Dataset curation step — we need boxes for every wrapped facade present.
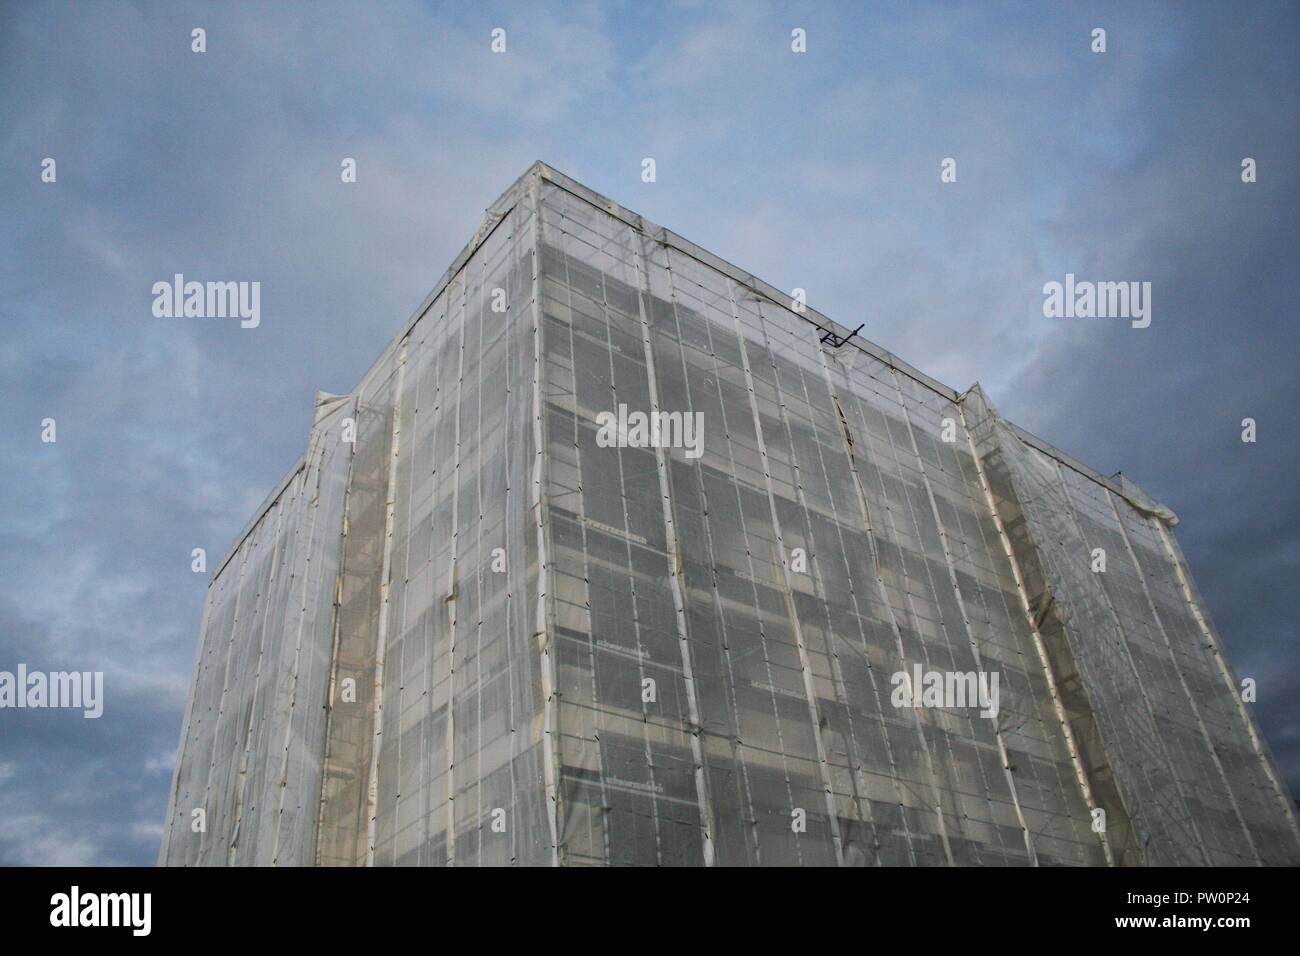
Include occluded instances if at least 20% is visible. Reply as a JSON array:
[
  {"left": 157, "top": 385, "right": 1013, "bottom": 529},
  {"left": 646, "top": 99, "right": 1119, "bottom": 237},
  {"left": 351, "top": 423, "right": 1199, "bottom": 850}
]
[{"left": 160, "top": 162, "right": 1299, "bottom": 866}]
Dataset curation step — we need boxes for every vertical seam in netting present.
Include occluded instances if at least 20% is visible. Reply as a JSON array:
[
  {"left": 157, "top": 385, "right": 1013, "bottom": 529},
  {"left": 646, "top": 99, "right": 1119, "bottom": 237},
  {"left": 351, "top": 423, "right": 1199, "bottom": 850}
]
[
  {"left": 444, "top": 270, "right": 468, "bottom": 865},
  {"left": 725, "top": 280, "right": 844, "bottom": 866},
  {"left": 1053, "top": 460, "right": 1209, "bottom": 864},
  {"left": 530, "top": 173, "right": 563, "bottom": 867},
  {"left": 955, "top": 398, "right": 1116, "bottom": 867},
  {"left": 1107, "top": 490, "right": 1258, "bottom": 864},
  {"left": 632, "top": 230, "right": 717, "bottom": 866},
  {"left": 363, "top": 340, "right": 407, "bottom": 865},
  {"left": 756, "top": 299, "right": 880, "bottom": 862},
  {"left": 313, "top": 400, "right": 359, "bottom": 865},
  {"left": 228, "top": 492, "right": 287, "bottom": 864},
  {"left": 892, "top": 380, "right": 1038, "bottom": 866},
  {"left": 818, "top": 353, "right": 954, "bottom": 865}
]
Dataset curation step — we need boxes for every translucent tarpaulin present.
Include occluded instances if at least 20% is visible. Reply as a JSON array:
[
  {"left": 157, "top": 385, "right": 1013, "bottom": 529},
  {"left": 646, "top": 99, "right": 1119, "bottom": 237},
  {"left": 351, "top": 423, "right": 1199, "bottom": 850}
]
[
  {"left": 160, "top": 162, "right": 1300, "bottom": 866},
  {"left": 964, "top": 387, "right": 1298, "bottom": 865}
]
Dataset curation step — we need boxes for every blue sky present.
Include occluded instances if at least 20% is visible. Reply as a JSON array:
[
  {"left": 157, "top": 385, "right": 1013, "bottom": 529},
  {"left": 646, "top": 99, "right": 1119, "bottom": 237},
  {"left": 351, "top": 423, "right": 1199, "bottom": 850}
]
[{"left": 1, "top": 0, "right": 1296, "bottom": 865}]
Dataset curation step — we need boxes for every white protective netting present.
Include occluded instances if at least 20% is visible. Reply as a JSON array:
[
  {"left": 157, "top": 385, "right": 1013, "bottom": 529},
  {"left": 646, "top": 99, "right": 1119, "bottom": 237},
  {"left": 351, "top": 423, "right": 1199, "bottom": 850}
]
[{"left": 160, "top": 164, "right": 1299, "bottom": 866}]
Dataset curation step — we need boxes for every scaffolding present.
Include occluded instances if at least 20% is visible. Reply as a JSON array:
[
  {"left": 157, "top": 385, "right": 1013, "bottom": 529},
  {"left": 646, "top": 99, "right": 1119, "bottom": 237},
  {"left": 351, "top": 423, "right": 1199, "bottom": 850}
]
[{"left": 160, "top": 162, "right": 1300, "bottom": 866}]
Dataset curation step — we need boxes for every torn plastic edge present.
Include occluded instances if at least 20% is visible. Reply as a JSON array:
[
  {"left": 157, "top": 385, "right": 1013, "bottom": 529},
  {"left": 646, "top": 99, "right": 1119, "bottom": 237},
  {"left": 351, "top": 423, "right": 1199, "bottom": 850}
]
[{"left": 1113, "top": 473, "right": 1179, "bottom": 527}]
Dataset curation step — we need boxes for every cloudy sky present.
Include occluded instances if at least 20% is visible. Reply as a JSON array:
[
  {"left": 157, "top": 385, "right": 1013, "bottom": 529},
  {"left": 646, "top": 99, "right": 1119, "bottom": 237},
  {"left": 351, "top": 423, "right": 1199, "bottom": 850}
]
[{"left": 1, "top": 0, "right": 1295, "bottom": 865}]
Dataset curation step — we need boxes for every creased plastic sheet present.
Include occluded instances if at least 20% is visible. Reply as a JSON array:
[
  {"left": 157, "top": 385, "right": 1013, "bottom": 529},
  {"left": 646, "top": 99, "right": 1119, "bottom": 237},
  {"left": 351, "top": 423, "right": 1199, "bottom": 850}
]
[
  {"left": 365, "top": 197, "right": 549, "bottom": 867},
  {"left": 160, "top": 392, "right": 355, "bottom": 865},
  {"left": 961, "top": 386, "right": 1300, "bottom": 866}
]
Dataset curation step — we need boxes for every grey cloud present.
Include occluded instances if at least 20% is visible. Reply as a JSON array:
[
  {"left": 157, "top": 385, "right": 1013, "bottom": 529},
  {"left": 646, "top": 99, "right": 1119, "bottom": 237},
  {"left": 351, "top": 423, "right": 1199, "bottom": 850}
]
[{"left": 1, "top": 0, "right": 1295, "bottom": 863}]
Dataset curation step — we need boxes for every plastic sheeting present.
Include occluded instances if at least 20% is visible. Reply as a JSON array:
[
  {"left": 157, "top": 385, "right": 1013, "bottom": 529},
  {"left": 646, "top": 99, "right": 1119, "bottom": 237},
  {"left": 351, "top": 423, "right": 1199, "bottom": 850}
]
[
  {"left": 160, "top": 162, "right": 1300, "bottom": 866},
  {"left": 160, "top": 392, "right": 355, "bottom": 865},
  {"left": 162, "top": 171, "right": 550, "bottom": 867},
  {"left": 964, "top": 387, "right": 1300, "bottom": 865}
]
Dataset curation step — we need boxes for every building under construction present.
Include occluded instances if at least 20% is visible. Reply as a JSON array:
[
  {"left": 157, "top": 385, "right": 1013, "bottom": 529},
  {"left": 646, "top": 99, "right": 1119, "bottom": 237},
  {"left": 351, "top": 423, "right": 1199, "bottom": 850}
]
[{"left": 160, "top": 162, "right": 1300, "bottom": 866}]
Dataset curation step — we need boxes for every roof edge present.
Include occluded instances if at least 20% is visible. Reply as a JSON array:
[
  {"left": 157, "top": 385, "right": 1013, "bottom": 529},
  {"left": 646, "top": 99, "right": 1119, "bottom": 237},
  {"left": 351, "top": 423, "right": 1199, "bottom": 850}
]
[
  {"left": 534, "top": 162, "right": 1175, "bottom": 520},
  {"left": 210, "top": 161, "right": 1178, "bottom": 586}
]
